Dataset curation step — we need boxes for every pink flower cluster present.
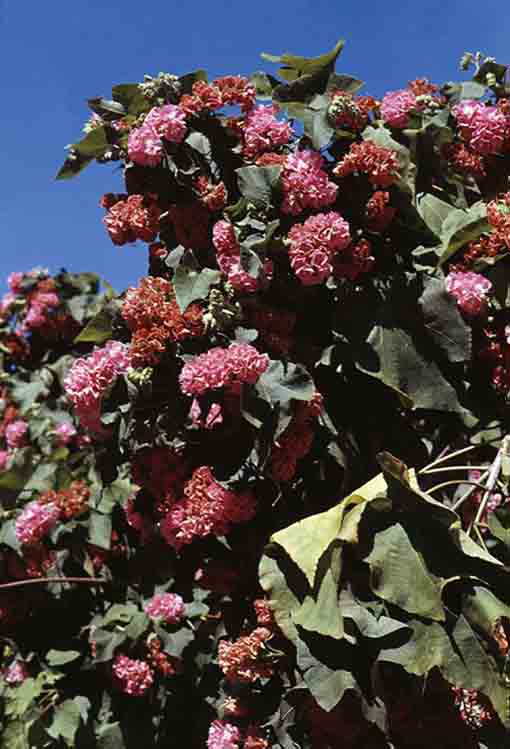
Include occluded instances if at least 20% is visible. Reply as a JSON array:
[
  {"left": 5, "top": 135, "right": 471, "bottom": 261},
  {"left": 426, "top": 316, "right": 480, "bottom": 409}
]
[
  {"left": 380, "top": 89, "right": 417, "bottom": 128},
  {"left": 23, "top": 291, "right": 59, "bottom": 330},
  {"left": 3, "top": 660, "right": 28, "bottom": 685},
  {"left": 55, "top": 422, "right": 77, "bottom": 445},
  {"left": 15, "top": 501, "right": 60, "bottom": 545},
  {"left": 207, "top": 720, "right": 241, "bottom": 749},
  {"left": 112, "top": 654, "right": 154, "bottom": 696},
  {"left": 333, "top": 140, "right": 400, "bottom": 187},
  {"left": 452, "top": 687, "right": 494, "bottom": 729},
  {"left": 242, "top": 105, "right": 293, "bottom": 159},
  {"left": 5, "top": 419, "right": 28, "bottom": 449},
  {"left": 179, "top": 342, "right": 269, "bottom": 396},
  {"left": 102, "top": 194, "right": 161, "bottom": 246},
  {"left": 281, "top": 150, "right": 338, "bottom": 215},
  {"left": 212, "top": 220, "right": 272, "bottom": 293},
  {"left": 160, "top": 466, "right": 257, "bottom": 550},
  {"left": 128, "top": 104, "right": 187, "bottom": 166},
  {"left": 445, "top": 271, "right": 492, "bottom": 317},
  {"left": 144, "top": 592, "right": 185, "bottom": 624},
  {"left": 287, "top": 211, "right": 351, "bottom": 285},
  {"left": 453, "top": 100, "right": 510, "bottom": 155},
  {"left": 64, "top": 341, "right": 131, "bottom": 432}
]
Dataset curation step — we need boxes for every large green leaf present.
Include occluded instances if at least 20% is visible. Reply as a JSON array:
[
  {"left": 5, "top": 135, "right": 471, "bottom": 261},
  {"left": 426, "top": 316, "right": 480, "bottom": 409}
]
[
  {"left": 439, "top": 200, "right": 489, "bottom": 266},
  {"left": 236, "top": 165, "right": 281, "bottom": 206},
  {"left": 74, "top": 304, "right": 117, "bottom": 344},
  {"left": 261, "top": 40, "right": 345, "bottom": 82},
  {"left": 365, "top": 522, "right": 445, "bottom": 621},
  {"left": 46, "top": 697, "right": 90, "bottom": 746},
  {"left": 416, "top": 193, "right": 456, "bottom": 237},
  {"left": 418, "top": 276, "right": 471, "bottom": 363},
  {"left": 173, "top": 252, "right": 221, "bottom": 313}
]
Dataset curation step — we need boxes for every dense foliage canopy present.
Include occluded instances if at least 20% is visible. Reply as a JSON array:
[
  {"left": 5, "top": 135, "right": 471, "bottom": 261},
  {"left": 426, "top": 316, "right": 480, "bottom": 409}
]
[{"left": 3, "top": 41, "right": 510, "bottom": 748}]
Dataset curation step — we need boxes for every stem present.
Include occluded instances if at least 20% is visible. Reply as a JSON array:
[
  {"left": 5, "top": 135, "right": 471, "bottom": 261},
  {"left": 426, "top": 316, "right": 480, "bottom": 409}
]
[
  {"left": 452, "top": 469, "right": 490, "bottom": 510},
  {"left": 420, "top": 465, "right": 489, "bottom": 474},
  {"left": 427, "top": 479, "right": 489, "bottom": 495},
  {"left": 468, "top": 450, "right": 502, "bottom": 536},
  {"left": 0, "top": 576, "right": 106, "bottom": 592},
  {"left": 419, "top": 445, "right": 477, "bottom": 474}
]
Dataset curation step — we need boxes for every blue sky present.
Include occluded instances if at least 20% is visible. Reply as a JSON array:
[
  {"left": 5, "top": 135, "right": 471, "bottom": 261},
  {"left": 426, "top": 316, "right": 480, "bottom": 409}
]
[{"left": 1, "top": 0, "right": 508, "bottom": 292}]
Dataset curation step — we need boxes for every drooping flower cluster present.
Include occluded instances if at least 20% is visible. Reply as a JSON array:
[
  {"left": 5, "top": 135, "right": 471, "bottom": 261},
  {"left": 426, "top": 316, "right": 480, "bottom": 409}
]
[
  {"left": 195, "top": 176, "right": 228, "bottom": 212},
  {"left": 131, "top": 447, "right": 188, "bottom": 516},
  {"left": 144, "top": 592, "right": 185, "bottom": 624},
  {"left": 281, "top": 150, "right": 338, "bottom": 215},
  {"left": 212, "top": 219, "right": 273, "bottom": 292},
  {"left": 102, "top": 194, "right": 161, "bottom": 245},
  {"left": 242, "top": 105, "right": 293, "bottom": 159},
  {"left": 55, "top": 422, "right": 77, "bottom": 445},
  {"left": 443, "top": 142, "right": 486, "bottom": 179},
  {"left": 270, "top": 393, "right": 323, "bottom": 482},
  {"left": 122, "top": 276, "right": 204, "bottom": 366},
  {"left": 207, "top": 720, "right": 241, "bottom": 749},
  {"left": 453, "top": 99, "right": 510, "bottom": 155},
  {"left": 333, "top": 140, "right": 400, "bottom": 187},
  {"left": 179, "top": 342, "right": 269, "bottom": 396},
  {"left": 218, "top": 627, "right": 274, "bottom": 684},
  {"left": 3, "top": 660, "right": 29, "bottom": 686},
  {"left": 160, "top": 466, "right": 257, "bottom": 550},
  {"left": 242, "top": 300, "right": 296, "bottom": 356},
  {"left": 287, "top": 211, "right": 351, "bottom": 285},
  {"left": 15, "top": 501, "right": 60, "bottom": 546},
  {"left": 445, "top": 271, "right": 492, "bottom": 317},
  {"left": 23, "top": 278, "right": 60, "bottom": 331},
  {"left": 112, "top": 654, "right": 154, "bottom": 696},
  {"left": 64, "top": 340, "right": 131, "bottom": 432},
  {"left": 332, "top": 238, "right": 375, "bottom": 281},
  {"left": 128, "top": 104, "right": 187, "bottom": 166},
  {"left": 487, "top": 191, "right": 510, "bottom": 248}
]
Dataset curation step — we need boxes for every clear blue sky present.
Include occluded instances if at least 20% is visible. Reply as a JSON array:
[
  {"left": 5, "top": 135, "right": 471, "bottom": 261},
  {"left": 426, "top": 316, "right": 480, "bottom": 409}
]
[{"left": 1, "top": 0, "right": 508, "bottom": 293}]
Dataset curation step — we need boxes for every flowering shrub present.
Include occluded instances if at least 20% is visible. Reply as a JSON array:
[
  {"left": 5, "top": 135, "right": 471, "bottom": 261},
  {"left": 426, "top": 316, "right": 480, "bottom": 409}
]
[{"left": 4, "top": 40, "right": 510, "bottom": 749}]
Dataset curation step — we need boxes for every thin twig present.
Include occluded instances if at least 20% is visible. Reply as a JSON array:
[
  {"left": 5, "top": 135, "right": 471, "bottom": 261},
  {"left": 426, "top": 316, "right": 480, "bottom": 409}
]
[
  {"left": 452, "top": 469, "right": 490, "bottom": 510},
  {"left": 468, "top": 450, "right": 502, "bottom": 536},
  {"left": 0, "top": 577, "right": 106, "bottom": 592},
  {"left": 474, "top": 524, "right": 489, "bottom": 552},
  {"left": 419, "top": 445, "right": 477, "bottom": 474},
  {"left": 427, "top": 479, "right": 489, "bottom": 495},
  {"left": 420, "top": 465, "right": 489, "bottom": 474}
]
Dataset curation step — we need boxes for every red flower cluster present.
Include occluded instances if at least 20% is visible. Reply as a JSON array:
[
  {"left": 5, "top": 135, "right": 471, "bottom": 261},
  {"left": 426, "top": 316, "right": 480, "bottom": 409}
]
[
  {"left": 168, "top": 202, "right": 211, "bottom": 249},
  {"left": 334, "top": 140, "right": 400, "bottom": 187},
  {"left": 327, "top": 90, "right": 377, "bottom": 131},
  {"left": 218, "top": 626, "right": 274, "bottom": 684},
  {"left": 332, "top": 238, "right": 375, "bottom": 281},
  {"left": 270, "top": 394, "right": 323, "bottom": 482},
  {"left": 242, "top": 300, "right": 296, "bottom": 356},
  {"left": 39, "top": 480, "right": 90, "bottom": 521},
  {"left": 180, "top": 76, "right": 256, "bottom": 116},
  {"left": 443, "top": 142, "right": 486, "bottom": 179},
  {"left": 365, "top": 190, "right": 396, "bottom": 233},
  {"left": 122, "top": 276, "right": 204, "bottom": 366},
  {"left": 195, "top": 176, "right": 228, "bottom": 212},
  {"left": 102, "top": 194, "right": 161, "bottom": 246},
  {"left": 160, "top": 466, "right": 257, "bottom": 550}
]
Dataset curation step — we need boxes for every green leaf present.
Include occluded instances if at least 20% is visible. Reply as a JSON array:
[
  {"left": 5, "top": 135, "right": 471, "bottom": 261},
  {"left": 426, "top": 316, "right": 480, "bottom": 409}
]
[
  {"left": 124, "top": 612, "right": 150, "bottom": 640},
  {"left": 178, "top": 69, "right": 208, "bottom": 94},
  {"left": 47, "top": 698, "right": 90, "bottom": 745},
  {"left": 46, "top": 649, "right": 81, "bottom": 666},
  {"left": 88, "top": 511, "right": 112, "bottom": 550},
  {"left": 488, "top": 506, "right": 510, "bottom": 547},
  {"left": 439, "top": 200, "right": 489, "bottom": 266},
  {"left": 56, "top": 152, "right": 94, "bottom": 180},
  {"left": 261, "top": 39, "right": 345, "bottom": 81},
  {"left": 2, "top": 720, "right": 29, "bottom": 749},
  {"left": 303, "top": 94, "right": 335, "bottom": 149},
  {"left": 250, "top": 71, "right": 279, "bottom": 99},
  {"left": 111, "top": 83, "right": 148, "bottom": 116},
  {"left": 157, "top": 627, "right": 194, "bottom": 657},
  {"left": 418, "top": 276, "right": 471, "bottom": 363},
  {"left": 236, "top": 165, "right": 281, "bottom": 206},
  {"left": 365, "top": 522, "right": 445, "bottom": 621},
  {"left": 297, "top": 638, "right": 358, "bottom": 712},
  {"left": 74, "top": 126, "right": 111, "bottom": 158},
  {"left": 88, "top": 97, "right": 126, "bottom": 118},
  {"left": 255, "top": 360, "right": 315, "bottom": 413},
  {"left": 96, "top": 722, "right": 126, "bottom": 749},
  {"left": 416, "top": 194, "right": 456, "bottom": 237},
  {"left": 10, "top": 380, "right": 48, "bottom": 414},
  {"left": 0, "top": 448, "right": 35, "bottom": 491},
  {"left": 74, "top": 304, "right": 116, "bottom": 344},
  {"left": 173, "top": 251, "right": 221, "bottom": 313},
  {"left": 326, "top": 72, "right": 364, "bottom": 95}
]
